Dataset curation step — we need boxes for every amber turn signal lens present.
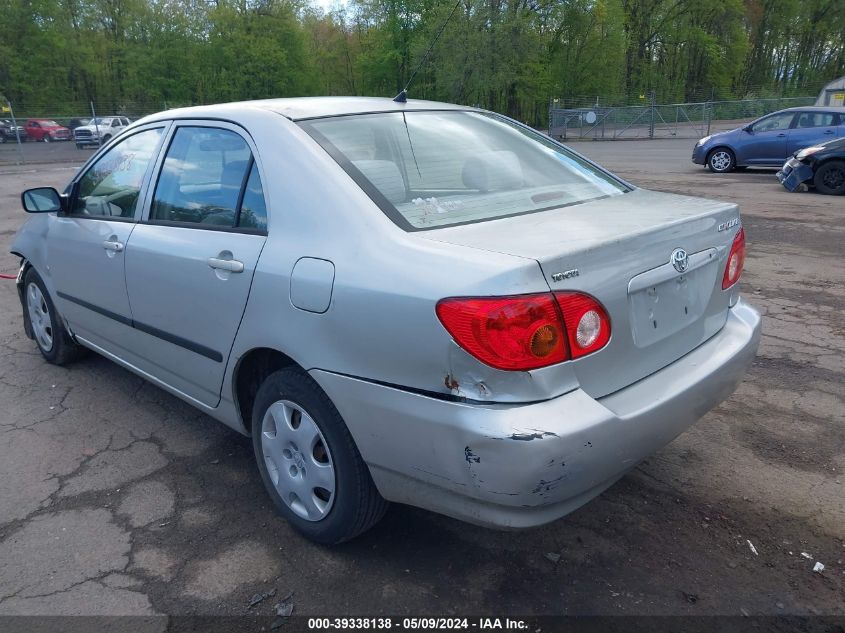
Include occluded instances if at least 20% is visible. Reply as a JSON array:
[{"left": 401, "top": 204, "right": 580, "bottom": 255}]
[{"left": 530, "top": 324, "right": 560, "bottom": 357}]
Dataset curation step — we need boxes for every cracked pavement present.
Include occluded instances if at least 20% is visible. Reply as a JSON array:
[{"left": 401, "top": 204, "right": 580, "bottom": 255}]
[{"left": 0, "top": 142, "right": 843, "bottom": 618}]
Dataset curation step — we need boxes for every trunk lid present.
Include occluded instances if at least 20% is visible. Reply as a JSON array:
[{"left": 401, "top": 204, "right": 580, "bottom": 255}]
[{"left": 419, "top": 189, "right": 742, "bottom": 398}]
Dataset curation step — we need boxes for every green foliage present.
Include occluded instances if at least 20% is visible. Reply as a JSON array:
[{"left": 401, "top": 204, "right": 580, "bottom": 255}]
[{"left": 0, "top": 0, "right": 842, "bottom": 125}]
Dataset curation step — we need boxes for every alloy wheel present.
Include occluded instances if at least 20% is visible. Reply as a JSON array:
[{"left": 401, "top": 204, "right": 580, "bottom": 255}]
[
  {"left": 822, "top": 166, "right": 845, "bottom": 190},
  {"left": 710, "top": 151, "right": 732, "bottom": 172}
]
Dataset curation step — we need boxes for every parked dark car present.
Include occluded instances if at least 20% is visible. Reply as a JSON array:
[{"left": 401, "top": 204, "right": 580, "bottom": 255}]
[
  {"left": 777, "top": 136, "right": 845, "bottom": 195},
  {"left": 0, "top": 119, "right": 26, "bottom": 143},
  {"left": 692, "top": 107, "right": 845, "bottom": 172},
  {"left": 66, "top": 117, "right": 90, "bottom": 130}
]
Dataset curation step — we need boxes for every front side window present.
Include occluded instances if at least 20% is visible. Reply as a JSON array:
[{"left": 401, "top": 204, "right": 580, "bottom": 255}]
[
  {"left": 301, "top": 111, "right": 628, "bottom": 230},
  {"left": 150, "top": 126, "right": 257, "bottom": 229},
  {"left": 72, "top": 127, "right": 163, "bottom": 218},
  {"left": 751, "top": 112, "right": 795, "bottom": 133}
]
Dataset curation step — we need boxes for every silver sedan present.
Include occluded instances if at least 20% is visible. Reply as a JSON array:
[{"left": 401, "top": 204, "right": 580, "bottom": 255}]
[{"left": 12, "top": 97, "right": 761, "bottom": 543}]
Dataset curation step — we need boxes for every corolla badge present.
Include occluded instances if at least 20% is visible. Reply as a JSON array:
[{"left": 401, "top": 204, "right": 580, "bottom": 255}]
[{"left": 671, "top": 248, "right": 689, "bottom": 273}]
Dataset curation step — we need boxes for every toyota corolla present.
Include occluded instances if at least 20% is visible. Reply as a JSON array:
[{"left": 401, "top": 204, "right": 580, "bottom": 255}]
[{"left": 12, "top": 97, "right": 761, "bottom": 543}]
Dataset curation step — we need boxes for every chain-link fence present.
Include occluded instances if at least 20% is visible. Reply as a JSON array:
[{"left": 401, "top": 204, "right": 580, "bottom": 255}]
[
  {"left": 0, "top": 100, "right": 188, "bottom": 164},
  {"left": 549, "top": 96, "right": 817, "bottom": 141}
]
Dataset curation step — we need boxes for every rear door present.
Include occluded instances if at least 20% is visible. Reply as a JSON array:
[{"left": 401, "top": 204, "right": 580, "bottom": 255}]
[
  {"left": 737, "top": 111, "right": 796, "bottom": 165},
  {"left": 47, "top": 125, "right": 167, "bottom": 351},
  {"left": 123, "top": 122, "right": 269, "bottom": 406},
  {"left": 787, "top": 111, "right": 839, "bottom": 154}
]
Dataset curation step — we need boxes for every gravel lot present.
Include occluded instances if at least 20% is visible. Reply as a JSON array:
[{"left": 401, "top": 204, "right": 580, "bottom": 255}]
[{"left": 0, "top": 138, "right": 843, "bottom": 620}]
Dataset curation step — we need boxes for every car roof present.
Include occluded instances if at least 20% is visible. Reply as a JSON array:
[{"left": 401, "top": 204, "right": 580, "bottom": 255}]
[
  {"left": 780, "top": 106, "right": 845, "bottom": 113},
  {"left": 148, "top": 96, "right": 478, "bottom": 122}
]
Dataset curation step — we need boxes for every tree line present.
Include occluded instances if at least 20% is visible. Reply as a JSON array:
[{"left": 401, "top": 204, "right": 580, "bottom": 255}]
[{"left": 1, "top": 0, "right": 843, "bottom": 125}]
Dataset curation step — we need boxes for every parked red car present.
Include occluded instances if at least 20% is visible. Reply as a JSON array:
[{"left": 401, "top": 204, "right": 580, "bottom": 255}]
[{"left": 25, "top": 119, "right": 71, "bottom": 143}]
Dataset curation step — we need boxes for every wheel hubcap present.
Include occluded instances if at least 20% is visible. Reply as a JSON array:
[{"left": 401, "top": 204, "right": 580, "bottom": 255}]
[
  {"left": 261, "top": 400, "right": 335, "bottom": 521},
  {"left": 26, "top": 283, "right": 53, "bottom": 352},
  {"left": 711, "top": 151, "right": 731, "bottom": 171}
]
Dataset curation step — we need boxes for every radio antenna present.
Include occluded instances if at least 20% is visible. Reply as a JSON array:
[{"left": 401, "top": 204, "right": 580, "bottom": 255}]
[{"left": 393, "top": 0, "right": 462, "bottom": 103}]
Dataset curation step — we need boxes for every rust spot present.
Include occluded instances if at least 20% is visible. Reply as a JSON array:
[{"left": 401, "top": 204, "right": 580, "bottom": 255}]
[
  {"left": 464, "top": 446, "right": 480, "bottom": 464},
  {"left": 444, "top": 374, "right": 460, "bottom": 391}
]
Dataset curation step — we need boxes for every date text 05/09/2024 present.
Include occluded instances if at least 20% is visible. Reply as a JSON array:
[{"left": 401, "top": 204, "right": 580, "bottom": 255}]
[{"left": 307, "top": 618, "right": 530, "bottom": 630}]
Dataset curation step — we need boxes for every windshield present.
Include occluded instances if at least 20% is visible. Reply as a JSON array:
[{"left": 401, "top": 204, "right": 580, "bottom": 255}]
[
  {"left": 300, "top": 111, "right": 628, "bottom": 230},
  {"left": 40, "top": 120, "right": 60, "bottom": 127},
  {"left": 90, "top": 118, "right": 114, "bottom": 126}
]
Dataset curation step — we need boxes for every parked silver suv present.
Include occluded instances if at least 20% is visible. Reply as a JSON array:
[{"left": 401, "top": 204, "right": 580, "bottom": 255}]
[
  {"left": 13, "top": 98, "right": 761, "bottom": 543},
  {"left": 73, "top": 116, "right": 130, "bottom": 148}
]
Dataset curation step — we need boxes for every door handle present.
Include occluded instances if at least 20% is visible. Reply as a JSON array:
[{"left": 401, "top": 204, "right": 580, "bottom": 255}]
[
  {"left": 102, "top": 239, "right": 124, "bottom": 252},
  {"left": 777, "top": 133, "right": 786, "bottom": 137},
  {"left": 207, "top": 257, "right": 244, "bottom": 273},
  {"left": 824, "top": 130, "right": 834, "bottom": 134}
]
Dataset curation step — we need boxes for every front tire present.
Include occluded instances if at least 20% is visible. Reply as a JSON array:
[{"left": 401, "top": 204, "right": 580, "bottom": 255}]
[
  {"left": 42, "top": 134, "right": 51, "bottom": 143},
  {"left": 23, "top": 269, "right": 85, "bottom": 365},
  {"left": 252, "top": 367, "right": 387, "bottom": 544},
  {"left": 814, "top": 160, "right": 845, "bottom": 195},
  {"left": 707, "top": 148, "right": 735, "bottom": 173}
]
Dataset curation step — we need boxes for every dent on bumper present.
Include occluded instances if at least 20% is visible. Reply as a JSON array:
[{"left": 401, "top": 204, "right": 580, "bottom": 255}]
[{"left": 311, "top": 299, "right": 762, "bottom": 529}]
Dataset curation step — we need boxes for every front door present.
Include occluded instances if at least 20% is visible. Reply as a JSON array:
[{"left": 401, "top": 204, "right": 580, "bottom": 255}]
[
  {"left": 123, "top": 123, "right": 269, "bottom": 407},
  {"left": 48, "top": 126, "right": 167, "bottom": 351},
  {"left": 737, "top": 111, "right": 796, "bottom": 165}
]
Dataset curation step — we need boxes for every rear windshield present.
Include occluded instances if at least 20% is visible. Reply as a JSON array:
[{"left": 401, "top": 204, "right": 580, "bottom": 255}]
[{"left": 300, "top": 111, "right": 628, "bottom": 231}]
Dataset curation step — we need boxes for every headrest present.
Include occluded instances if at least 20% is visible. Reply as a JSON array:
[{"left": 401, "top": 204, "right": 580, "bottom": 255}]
[
  {"left": 353, "top": 160, "right": 406, "bottom": 205},
  {"left": 462, "top": 151, "right": 523, "bottom": 192}
]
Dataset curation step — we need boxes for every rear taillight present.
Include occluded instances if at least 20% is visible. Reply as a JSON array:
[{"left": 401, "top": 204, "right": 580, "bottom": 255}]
[
  {"left": 722, "top": 228, "right": 746, "bottom": 289},
  {"left": 436, "top": 291, "right": 610, "bottom": 371},
  {"left": 554, "top": 291, "right": 612, "bottom": 359}
]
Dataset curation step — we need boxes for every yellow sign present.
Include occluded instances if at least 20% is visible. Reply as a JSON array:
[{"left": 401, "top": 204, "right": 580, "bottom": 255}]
[
  {"left": 0, "top": 105, "right": 9, "bottom": 113},
  {"left": 832, "top": 92, "right": 845, "bottom": 107}
]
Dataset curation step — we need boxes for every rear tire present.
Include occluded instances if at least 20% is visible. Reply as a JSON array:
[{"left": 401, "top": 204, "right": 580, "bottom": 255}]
[
  {"left": 814, "top": 160, "right": 845, "bottom": 195},
  {"left": 23, "top": 269, "right": 86, "bottom": 365},
  {"left": 252, "top": 367, "right": 388, "bottom": 544},
  {"left": 707, "top": 148, "right": 735, "bottom": 173}
]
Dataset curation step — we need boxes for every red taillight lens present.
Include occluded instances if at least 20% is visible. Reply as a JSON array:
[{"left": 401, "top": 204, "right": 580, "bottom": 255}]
[
  {"left": 554, "top": 291, "right": 612, "bottom": 359},
  {"left": 435, "top": 294, "right": 568, "bottom": 370},
  {"left": 436, "top": 291, "right": 610, "bottom": 370},
  {"left": 722, "top": 227, "right": 746, "bottom": 289}
]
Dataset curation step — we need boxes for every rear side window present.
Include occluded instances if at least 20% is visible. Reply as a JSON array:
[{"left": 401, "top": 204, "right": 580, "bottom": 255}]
[
  {"left": 238, "top": 162, "right": 268, "bottom": 231},
  {"left": 150, "top": 126, "right": 265, "bottom": 230},
  {"left": 301, "top": 111, "right": 627, "bottom": 231},
  {"left": 794, "top": 112, "right": 837, "bottom": 128}
]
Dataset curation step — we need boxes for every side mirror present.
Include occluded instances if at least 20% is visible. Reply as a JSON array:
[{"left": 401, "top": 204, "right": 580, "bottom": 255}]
[
  {"left": 743, "top": 125, "right": 753, "bottom": 134},
  {"left": 21, "top": 187, "right": 63, "bottom": 213}
]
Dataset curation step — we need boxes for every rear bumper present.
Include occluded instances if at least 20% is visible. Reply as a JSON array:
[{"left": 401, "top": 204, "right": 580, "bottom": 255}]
[{"left": 311, "top": 299, "right": 761, "bottom": 529}]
